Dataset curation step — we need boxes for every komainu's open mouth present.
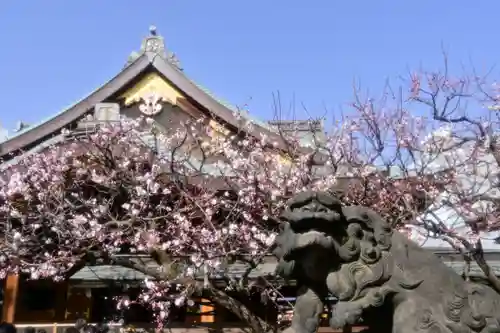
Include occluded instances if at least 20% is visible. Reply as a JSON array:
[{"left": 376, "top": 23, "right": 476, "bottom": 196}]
[
  {"left": 273, "top": 191, "right": 345, "bottom": 263},
  {"left": 281, "top": 229, "right": 336, "bottom": 261}
]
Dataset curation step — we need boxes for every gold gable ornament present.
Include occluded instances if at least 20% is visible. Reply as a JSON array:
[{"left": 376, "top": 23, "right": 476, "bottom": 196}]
[
  {"left": 119, "top": 72, "right": 182, "bottom": 116},
  {"left": 139, "top": 92, "right": 164, "bottom": 116}
]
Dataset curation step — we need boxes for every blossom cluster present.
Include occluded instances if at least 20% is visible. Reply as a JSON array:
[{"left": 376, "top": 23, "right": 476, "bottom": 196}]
[{"left": 0, "top": 110, "right": 439, "bottom": 318}]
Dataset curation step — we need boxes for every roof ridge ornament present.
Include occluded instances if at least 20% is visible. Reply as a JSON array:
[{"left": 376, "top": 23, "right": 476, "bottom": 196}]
[
  {"left": 149, "top": 25, "right": 158, "bottom": 36},
  {"left": 125, "top": 26, "right": 183, "bottom": 71}
]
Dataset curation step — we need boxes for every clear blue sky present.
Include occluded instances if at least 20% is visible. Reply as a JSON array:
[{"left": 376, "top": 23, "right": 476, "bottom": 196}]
[{"left": 0, "top": 1, "right": 498, "bottom": 132}]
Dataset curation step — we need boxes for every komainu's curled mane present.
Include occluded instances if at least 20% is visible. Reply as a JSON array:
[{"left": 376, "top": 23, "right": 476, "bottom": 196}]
[{"left": 273, "top": 191, "right": 500, "bottom": 333}]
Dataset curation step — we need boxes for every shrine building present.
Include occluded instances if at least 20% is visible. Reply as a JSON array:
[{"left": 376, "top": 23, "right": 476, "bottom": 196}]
[{"left": 0, "top": 27, "right": 499, "bottom": 333}]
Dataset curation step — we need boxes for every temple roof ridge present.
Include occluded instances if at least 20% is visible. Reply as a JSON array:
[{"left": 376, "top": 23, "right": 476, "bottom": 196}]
[{"left": 0, "top": 26, "right": 297, "bottom": 160}]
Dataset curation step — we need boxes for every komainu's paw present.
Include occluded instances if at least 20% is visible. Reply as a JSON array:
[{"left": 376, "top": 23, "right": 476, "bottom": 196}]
[{"left": 329, "top": 302, "right": 363, "bottom": 329}]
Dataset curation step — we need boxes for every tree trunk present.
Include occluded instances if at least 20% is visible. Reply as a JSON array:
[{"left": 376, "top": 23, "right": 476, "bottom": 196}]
[{"left": 205, "top": 286, "right": 275, "bottom": 333}]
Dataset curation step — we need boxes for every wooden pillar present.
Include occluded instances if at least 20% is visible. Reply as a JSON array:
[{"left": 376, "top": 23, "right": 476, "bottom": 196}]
[
  {"left": 54, "top": 281, "right": 69, "bottom": 322},
  {"left": 200, "top": 298, "right": 214, "bottom": 323},
  {"left": 2, "top": 274, "right": 19, "bottom": 323},
  {"left": 185, "top": 298, "right": 215, "bottom": 324},
  {"left": 64, "top": 287, "right": 91, "bottom": 321}
]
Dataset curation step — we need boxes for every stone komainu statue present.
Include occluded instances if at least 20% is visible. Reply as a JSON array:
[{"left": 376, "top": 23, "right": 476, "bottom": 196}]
[{"left": 272, "top": 191, "right": 500, "bottom": 333}]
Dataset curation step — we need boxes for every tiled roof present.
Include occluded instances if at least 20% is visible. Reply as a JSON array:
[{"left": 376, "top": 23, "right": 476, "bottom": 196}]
[
  {"left": 70, "top": 259, "right": 278, "bottom": 281},
  {"left": 69, "top": 254, "right": 500, "bottom": 281}
]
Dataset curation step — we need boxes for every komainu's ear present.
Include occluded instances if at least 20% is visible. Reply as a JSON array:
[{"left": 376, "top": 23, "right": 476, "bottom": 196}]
[
  {"left": 271, "top": 222, "right": 295, "bottom": 259},
  {"left": 341, "top": 206, "right": 392, "bottom": 251}
]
